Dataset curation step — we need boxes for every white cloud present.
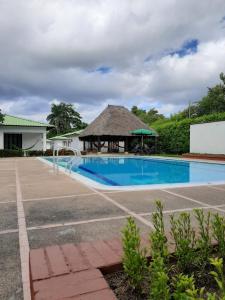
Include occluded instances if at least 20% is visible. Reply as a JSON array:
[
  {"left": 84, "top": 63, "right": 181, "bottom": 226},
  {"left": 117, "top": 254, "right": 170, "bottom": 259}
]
[{"left": 0, "top": 0, "right": 225, "bottom": 122}]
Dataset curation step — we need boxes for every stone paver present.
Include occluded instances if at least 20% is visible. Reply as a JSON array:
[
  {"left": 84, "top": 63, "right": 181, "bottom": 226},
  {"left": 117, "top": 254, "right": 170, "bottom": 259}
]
[
  {"left": 108, "top": 189, "right": 203, "bottom": 213},
  {"left": 30, "top": 240, "right": 121, "bottom": 299},
  {"left": 27, "top": 218, "right": 149, "bottom": 248},
  {"left": 1, "top": 157, "right": 225, "bottom": 300},
  {"left": 0, "top": 233, "right": 23, "bottom": 300},
  {"left": 0, "top": 185, "right": 16, "bottom": 202},
  {"left": 171, "top": 186, "right": 225, "bottom": 206},
  {"left": 0, "top": 202, "right": 18, "bottom": 230},
  {"left": 21, "top": 180, "right": 91, "bottom": 199},
  {"left": 24, "top": 195, "right": 124, "bottom": 227}
]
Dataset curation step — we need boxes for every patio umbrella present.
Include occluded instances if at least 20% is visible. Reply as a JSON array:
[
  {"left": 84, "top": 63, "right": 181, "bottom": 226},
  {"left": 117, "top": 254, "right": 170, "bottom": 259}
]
[{"left": 130, "top": 128, "right": 155, "bottom": 150}]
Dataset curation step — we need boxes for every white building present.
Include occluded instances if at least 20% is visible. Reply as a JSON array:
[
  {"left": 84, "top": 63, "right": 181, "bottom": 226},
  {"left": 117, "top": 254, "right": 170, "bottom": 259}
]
[
  {"left": 48, "top": 129, "right": 84, "bottom": 151},
  {"left": 190, "top": 121, "right": 225, "bottom": 154},
  {"left": 0, "top": 114, "right": 52, "bottom": 151}
]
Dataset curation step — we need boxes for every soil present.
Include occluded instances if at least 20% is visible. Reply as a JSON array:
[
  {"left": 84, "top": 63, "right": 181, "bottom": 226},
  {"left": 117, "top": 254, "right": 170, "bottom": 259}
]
[
  {"left": 105, "top": 261, "right": 219, "bottom": 300},
  {"left": 105, "top": 270, "right": 149, "bottom": 300}
]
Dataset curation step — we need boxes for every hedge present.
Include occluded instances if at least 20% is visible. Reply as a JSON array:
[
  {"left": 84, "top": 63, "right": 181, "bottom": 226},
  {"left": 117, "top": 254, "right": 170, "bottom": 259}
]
[
  {"left": 0, "top": 149, "right": 74, "bottom": 157},
  {"left": 152, "top": 112, "right": 225, "bottom": 154},
  {"left": 0, "top": 149, "right": 23, "bottom": 157}
]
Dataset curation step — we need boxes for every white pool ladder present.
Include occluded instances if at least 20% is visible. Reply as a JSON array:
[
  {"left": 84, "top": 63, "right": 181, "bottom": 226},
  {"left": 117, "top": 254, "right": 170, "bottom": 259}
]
[{"left": 53, "top": 146, "right": 81, "bottom": 173}]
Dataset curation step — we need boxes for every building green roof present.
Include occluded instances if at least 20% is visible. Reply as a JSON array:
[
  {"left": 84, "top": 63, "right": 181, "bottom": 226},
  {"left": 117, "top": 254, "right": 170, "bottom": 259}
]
[
  {"left": 1, "top": 114, "right": 53, "bottom": 128},
  {"left": 49, "top": 136, "right": 71, "bottom": 141},
  {"left": 61, "top": 129, "right": 84, "bottom": 137}
]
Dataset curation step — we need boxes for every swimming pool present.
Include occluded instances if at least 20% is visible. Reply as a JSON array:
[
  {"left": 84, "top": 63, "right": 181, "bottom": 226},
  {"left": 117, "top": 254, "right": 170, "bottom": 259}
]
[{"left": 43, "top": 156, "right": 225, "bottom": 189}]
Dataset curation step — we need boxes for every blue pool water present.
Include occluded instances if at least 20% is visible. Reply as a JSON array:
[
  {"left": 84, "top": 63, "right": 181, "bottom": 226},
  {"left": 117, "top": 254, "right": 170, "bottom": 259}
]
[{"left": 44, "top": 156, "right": 225, "bottom": 187}]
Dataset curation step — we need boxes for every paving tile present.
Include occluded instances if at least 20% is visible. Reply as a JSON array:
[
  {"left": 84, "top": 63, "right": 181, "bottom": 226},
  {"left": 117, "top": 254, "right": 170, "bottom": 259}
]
[
  {"left": 91, "top": 240, "right": 121, "bottom": 266},
  {"left": 61, "top": 244, "right": 90, "bottom": 272},
  {"left": 170, "top": 186, "right": 225, "bottom": 206},
  {"left": 0, "top": 185, "right": 16, "bottom": 202},
  {"left": 33, "top": 269, "right": 108, "bottom": 299},
  {"left": 0, "top": 203, "right": 18, "bottom": 230},
  {"left": 45, "top": 245, "right": 70, "bottom": 276},
  {"left": 0, "top": 233, "right": 23, "bottom": 300},
  {"left": 71, "top": 289, "right": 117, "bottom": 300},
  {"left": 21, "top": 180, "right": 91, "bottom": 199},
  {"left": 104, "top": 237, "right": 123, "bottom": 257},
  {"left": 79, "top": 242, "right": 106, "bottom": 268},
  {"left": 30, "top": 248, "right": 50, "bottom": 280},
  {"left": 0, "top": 171, "right": 16, "bottom": 185},
  {"left": 24, "top": 195, "right": 124, "bottom": 227},
  {"left": 28, "top": 219, "right": 150, "bottom": 249},
  {"left": 108, "top": 189, "right": 202, "bottom": 213}
]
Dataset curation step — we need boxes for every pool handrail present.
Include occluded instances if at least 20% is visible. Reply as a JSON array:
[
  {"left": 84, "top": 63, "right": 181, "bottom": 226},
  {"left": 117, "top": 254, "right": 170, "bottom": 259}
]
[{"left": 53, "top": 145, "right": 81, "bottom": 173}]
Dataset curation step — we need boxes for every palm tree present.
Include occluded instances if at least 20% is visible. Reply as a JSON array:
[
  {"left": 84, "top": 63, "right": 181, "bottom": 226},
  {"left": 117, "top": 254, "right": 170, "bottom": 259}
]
[{"left": 47, "top": 102, "right": 83, "bottom": 134}]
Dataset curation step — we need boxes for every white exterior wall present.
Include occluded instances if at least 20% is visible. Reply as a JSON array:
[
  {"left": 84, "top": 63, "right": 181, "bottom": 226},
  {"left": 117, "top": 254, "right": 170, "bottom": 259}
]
[
  {"left": 190, "top": 121, "right": 225, "bottom": 154},
  {"left": 0, "top": 126, "right": 47, "bottom": 150},
  {"left": 70, "top": 136, "right": 83, "bottom": 151},
  {"left": 0, "top": 130, "right": 3, "bottom": 149}
]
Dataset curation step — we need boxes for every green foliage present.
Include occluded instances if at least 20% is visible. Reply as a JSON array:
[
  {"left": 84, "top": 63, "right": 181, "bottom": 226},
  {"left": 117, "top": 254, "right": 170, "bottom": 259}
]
[
  {"left": 172, "top": 274, "right": 202, "bottom": 300},
  {"left": 0, "top": 149, "right": 23, "bottom": 157},
  {"left": 0, "top": 109, "right": 4, "bottom": 123},
  {"left": 47, "top": 102, "right": 87, "bottom": 136},
  {"left": 122, "top": 217, "right": 147, "bottom": 290},
  {"left": 131, "top": 106, "right": 165, "bottom": 125},
  {"left": 149, "top": 255, "right": 170, "bottom": 300},
  {"left": 152, "top": 112, "right": 225, "bottom": 153},
  {"left": 170, "top": 212, "right": 196, "bottom": 271},
  {"left": 194, "top": 209, "right": 211, "bottom": 265},
  {"left": 150, "top": 200, "right": 168, "bottom": 260},
  {"left": 212, "top": 214, "right": 225, "bottom": 258},
  {"left": 210, "top": 257, "right": 225, "bottom": 299}
]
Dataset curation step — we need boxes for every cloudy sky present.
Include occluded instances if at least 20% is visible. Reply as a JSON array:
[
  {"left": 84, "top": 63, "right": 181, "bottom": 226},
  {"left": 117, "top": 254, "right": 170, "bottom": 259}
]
[{"left": 0, "top": 0, "right": 225, "bottom": 123}]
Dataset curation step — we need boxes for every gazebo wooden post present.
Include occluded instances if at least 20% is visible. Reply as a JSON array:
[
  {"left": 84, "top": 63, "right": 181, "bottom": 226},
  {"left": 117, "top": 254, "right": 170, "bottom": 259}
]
[
  {"left": 83, "top": 141, "right": 86, "bottom": 151},
  {"left": 125, "top": 137, "right": 128, "bottom": 154},
  {"left": 97, "top": 136, "right": 101, "bottom": 154},
  {"left": 155, "top": 136, "right": 157, "bottom": 153},
  {"left": 90, "top": 138, "right": 93, "bottom": 151}
]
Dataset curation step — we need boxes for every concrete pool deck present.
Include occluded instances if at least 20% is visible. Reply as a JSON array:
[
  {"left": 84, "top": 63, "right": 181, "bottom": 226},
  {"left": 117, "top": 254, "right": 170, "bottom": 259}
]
[{"left": 1, "top": 157, "right": 225, "bottom": 299}]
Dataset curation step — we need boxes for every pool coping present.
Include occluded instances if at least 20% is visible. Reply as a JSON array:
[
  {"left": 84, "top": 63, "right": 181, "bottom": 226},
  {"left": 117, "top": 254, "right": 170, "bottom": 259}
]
[{"left": 38, "top": 155, "right": 225, "bottom": 191}]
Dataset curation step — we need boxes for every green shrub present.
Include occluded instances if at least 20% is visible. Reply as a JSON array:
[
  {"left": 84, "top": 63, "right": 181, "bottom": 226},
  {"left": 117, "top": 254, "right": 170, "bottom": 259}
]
[
  {"left": 212, "top": 214, "right": 225, "bottom": 258},
  {"left": 0, "top": 149, "right": 23, "bottom": 157},
  {"left": 172, "top": 274, "right": 202, "bottom": 300},
  {"left": 150, "top": 200, "right": 168, "bottom": 260},
  {"left": 122, "top": 217, "right": 147, "bottom": 290},
  {"left": 170, "top": 212, "right": 196, "bottom": 271},
  {"left": 194, "top": 209, "right": 211, "bottom": 265},
  {"left": 26, "top": 150, "right": 44, "bottom": 156},
  {"left": 149, "top": 255, "right": 169, "bottom": 300},
  {"left": 210, "top": 257, "right": 225, "bottom": 299},
  {"left": 152, "top": 112, "right": 225, "bottom": 154},
  {"left": 44, "top": 149, "right": 53, "bottom": 156}
]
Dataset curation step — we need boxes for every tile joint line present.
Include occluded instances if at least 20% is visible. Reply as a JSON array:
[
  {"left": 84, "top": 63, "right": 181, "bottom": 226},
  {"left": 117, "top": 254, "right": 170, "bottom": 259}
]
[{"left": 15, "top": 162, "right": 31, "bottom": 300}]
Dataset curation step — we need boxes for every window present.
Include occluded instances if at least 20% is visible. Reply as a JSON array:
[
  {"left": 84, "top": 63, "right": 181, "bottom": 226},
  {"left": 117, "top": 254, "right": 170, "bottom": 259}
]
[{"left": 4, "top": 133, "right": 22, "bottom": 150}]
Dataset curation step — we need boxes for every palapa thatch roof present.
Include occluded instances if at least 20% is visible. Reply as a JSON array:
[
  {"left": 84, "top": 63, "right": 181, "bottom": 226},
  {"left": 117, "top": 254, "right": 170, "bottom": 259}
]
[{"left": 79, "top": 105, "right": 158, "bottom": 138}]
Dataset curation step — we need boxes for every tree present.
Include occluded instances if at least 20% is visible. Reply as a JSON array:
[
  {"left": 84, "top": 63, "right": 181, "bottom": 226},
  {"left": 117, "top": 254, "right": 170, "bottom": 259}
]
[
  {"left": 0, "top": 109, "right": 4, "bottom": 123},
  {"left": 197, "top": 73, "right": 225, "bottom": 115},
  {"left": 47, "top": 102, "right": 86, "bottom": 135},
  {"left": 172, "top": 72, "right": 225, "bottom": 120},
  {"left": 131, "top": 106, "right": 165, "bottom": 125}
]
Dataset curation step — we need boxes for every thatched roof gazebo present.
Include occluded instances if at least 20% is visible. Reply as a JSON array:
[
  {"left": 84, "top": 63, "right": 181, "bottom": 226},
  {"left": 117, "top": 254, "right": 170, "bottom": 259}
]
[{"left": 79, "top": 105, "right": 158, "bottom": 153}]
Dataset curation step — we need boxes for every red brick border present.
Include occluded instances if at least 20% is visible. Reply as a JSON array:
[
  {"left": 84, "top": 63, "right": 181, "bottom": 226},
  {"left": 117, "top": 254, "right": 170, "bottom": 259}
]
[
  {"left": 30, "top": 238, "right": 123, "bottom": 299},
  {"left": 182, "top": 153, "right": 225, "bottom": 161}
]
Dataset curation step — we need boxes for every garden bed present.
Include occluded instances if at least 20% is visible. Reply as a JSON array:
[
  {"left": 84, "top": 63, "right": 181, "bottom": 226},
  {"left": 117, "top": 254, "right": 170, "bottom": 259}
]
[
  {"left": 107, "top": 201, "right": 225, "bottom": 300},
  {"left": 105, "top": 256, "right": 219, "bottom": 300}
]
